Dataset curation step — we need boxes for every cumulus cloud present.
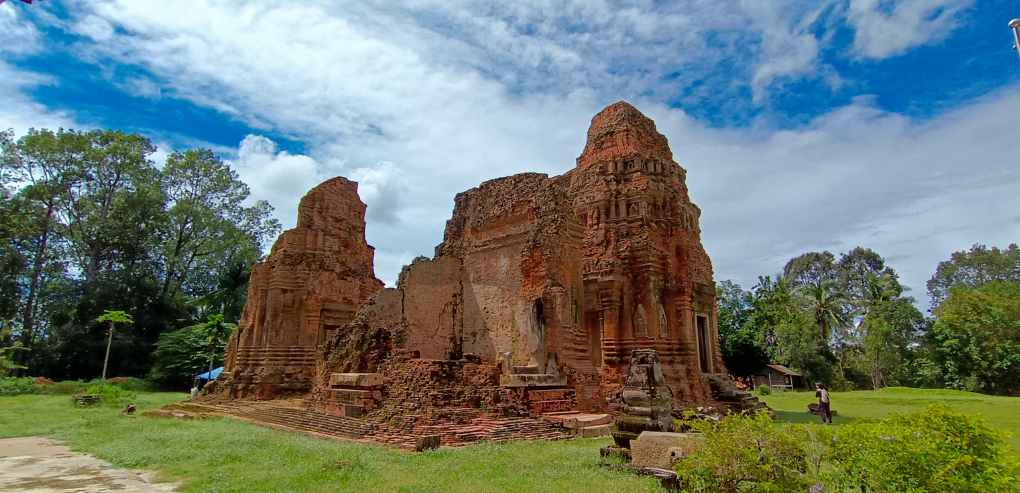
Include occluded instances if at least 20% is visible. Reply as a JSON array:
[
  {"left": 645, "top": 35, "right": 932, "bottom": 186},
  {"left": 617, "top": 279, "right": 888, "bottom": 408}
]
[
  {"left": 847, "top": 0, "right": 974, "bottom": 59},
  {"left": 0, "top": 5, "right": 76, "bottom": 133},
  {"left": 227, "top": 135, "right": 326, "bottom": 228},
  {"left": 3, "top": 0, "right": 1013, "bottom": 301}
]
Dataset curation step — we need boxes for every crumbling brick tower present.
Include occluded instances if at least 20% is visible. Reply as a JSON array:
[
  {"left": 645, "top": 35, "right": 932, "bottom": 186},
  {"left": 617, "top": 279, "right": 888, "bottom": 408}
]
[
  {"left": 219, "top": 178, "right": 383, "bottom": 398},
  {"left": 564, "top": 101, "right": 726, "bottom": 406}
]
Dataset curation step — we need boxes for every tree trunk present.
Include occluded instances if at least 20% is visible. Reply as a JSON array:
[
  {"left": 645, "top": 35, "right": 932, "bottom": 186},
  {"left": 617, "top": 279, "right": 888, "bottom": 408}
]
[
  {"left": 101, "top": 322, "right": 113, "bottom": 380},
  {"left": 20, "top": 200, "right": 54, "bottom": 348}
]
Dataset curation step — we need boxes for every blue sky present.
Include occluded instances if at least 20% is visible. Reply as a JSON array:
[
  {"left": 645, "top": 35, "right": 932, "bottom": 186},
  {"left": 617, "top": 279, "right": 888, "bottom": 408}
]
[{"left": 2, "top": 0, "right": 1019, "bottom": 305}]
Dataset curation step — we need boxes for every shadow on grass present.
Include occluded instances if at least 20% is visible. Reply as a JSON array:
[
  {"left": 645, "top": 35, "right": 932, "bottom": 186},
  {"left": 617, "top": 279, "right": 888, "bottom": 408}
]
[{"left": 773, "top": 409, "right": 856, "bottom": 425}]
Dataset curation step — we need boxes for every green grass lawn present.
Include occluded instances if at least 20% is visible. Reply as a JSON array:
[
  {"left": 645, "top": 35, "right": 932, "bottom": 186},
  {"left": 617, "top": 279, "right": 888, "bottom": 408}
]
[
  {"left": 763, "top": 386, "right": 1020, "bottom": 453},
  {"left": 0, "top": 392, "right": 661, "bottom": 493},
  {"left": 3, "top": 388, "right": 1017, "bottom": 492}
]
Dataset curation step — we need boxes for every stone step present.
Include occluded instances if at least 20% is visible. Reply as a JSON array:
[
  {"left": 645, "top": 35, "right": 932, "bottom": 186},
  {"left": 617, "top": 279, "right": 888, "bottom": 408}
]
[{"left": 576, "top": 424, "right": 612, "bottom": 438}]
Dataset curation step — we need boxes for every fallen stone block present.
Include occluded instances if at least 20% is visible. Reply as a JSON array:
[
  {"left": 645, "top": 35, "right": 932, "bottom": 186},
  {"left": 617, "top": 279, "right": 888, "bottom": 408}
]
[{"left": 631, "top": 431, "right": 704, "bottom": 469}]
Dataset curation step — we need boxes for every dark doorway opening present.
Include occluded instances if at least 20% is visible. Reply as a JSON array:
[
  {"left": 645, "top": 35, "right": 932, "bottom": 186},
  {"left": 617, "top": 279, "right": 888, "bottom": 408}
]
[
  {"left": 586, "top": 311, "right": 603, "bottom": 367},
  {"left": 697, "top": 315, "right": 710, "bottom": 373}
]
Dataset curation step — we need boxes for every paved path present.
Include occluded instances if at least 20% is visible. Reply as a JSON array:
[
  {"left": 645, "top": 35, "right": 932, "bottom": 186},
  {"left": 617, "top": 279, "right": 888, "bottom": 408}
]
[{"left": 0, "top": 437, "right": 176, "bottom": 492}]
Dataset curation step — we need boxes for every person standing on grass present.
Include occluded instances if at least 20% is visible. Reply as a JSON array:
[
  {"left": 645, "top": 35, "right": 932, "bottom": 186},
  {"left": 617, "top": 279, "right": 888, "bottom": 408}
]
[{"left": 815, "top": 382, "right": 832, "bottom": 424}]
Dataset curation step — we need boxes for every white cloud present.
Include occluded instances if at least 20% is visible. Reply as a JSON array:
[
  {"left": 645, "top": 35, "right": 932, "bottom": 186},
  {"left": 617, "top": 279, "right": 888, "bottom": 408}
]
[
  {"left": 4, "top": 0, "right": 1013, "bottom": 303},
  {"left": 847, "top": 0, "right": 974, "bottom": 59},
  {"left": 0, "top": 6, "right": 76, "bottom": 133},
  {"left": 227, "top": 135, "right": 325, "bottom": 229}
]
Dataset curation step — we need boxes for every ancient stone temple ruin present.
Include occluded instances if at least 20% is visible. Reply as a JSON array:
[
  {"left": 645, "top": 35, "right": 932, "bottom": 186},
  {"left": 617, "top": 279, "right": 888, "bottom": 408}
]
[{"left": 206, "top": 101, "right": 732, "bottom": 447}]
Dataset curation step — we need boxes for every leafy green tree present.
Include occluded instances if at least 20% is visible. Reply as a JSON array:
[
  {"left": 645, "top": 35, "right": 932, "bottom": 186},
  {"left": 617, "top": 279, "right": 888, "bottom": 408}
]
[
  {"left": 54, "top": 130, "right": 164, "bottom": 284},
  {"left": 838, "top": 246, "right": 902, "bottom": 303},
  {"left": 0, "top": 328, "right": 28, "bottom": 376},
  {"left": 783, "top": 251, "right": 838, "bottom": 289},
  {"left": 159, "top": 149, "right": 279, "bottom": 302},
  {"left": 861, "top": 297, "right": 925, "bottom": 388},
  {"left": 149, "top": 314, "right": 232, "bottom": 388},
  {"left": 95, "top": 309, "right": 134, "bottom": 380},
  {"left": 796, "top": 279, "right": 850, "bottom": 342},
  {"left": 927, "top": 243, "right": 1020, "bottom": 310},
  {"left": 930, "top": 281, "right": 1020, "bottom": 394},
  {"left": 742, "top": 275, "right": 834, "bottom": 386},
  {"left": 716, "top": 280, "right": 768, "bottom": 377}
]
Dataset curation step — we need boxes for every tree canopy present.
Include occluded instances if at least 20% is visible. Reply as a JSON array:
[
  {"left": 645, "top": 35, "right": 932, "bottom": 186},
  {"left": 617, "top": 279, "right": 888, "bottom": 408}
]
[{"left": 0, "top": 127, "right": 280, "bottom": 381}]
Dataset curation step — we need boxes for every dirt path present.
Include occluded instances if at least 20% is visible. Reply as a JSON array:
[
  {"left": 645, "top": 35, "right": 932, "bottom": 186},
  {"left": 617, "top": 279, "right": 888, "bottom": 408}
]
[{"left": 0, "top": 437, "right": 176, "bottom": 492}]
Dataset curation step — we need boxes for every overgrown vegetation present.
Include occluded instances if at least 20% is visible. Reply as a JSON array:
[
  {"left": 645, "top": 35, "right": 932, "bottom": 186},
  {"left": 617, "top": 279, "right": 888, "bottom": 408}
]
[{"left": 676, "top": 407, "right": 1020, "bottom": 493}]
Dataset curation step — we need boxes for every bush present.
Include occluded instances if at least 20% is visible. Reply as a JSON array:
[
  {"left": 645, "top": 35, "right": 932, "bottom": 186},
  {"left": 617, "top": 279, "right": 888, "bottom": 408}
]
[
  {"left": 102, "top": 376, "right": 153, "bottom": 392},
  {"left": 674, "top": 407, "right": 1019, "bottom": 493},
  {"left": 675, "top": 411, "right": 816, "bottom": 492},
  {"left": 149, "top": 324, "right": 226, "bottom": 388},
  {"left": 829, "top": 406, "right": 1020, "bottom": 492},
  {"left": 81, "top": 382, "right": 137, "bottom": 406},
  {"left": 753, "top": 385, "right": 771, "bottom": 396},
  {"left": 38, "top": 380, "right": 87, "bottom": 395},
  {"left": 0, "top": 376, "right": 39, "bottom": 395}
]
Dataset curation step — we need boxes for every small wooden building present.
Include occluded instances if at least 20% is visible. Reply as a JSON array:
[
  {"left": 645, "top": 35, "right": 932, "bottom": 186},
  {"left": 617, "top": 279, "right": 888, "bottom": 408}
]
[{"left": 752, "top": 364, "right": 803, "bottom": 391}]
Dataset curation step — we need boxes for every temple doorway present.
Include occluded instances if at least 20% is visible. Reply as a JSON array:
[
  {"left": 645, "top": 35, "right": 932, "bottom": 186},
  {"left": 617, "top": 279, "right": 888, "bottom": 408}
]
[
  {"left": 696, "top": 314, "right": 710, "bottom": 373},
  {"left": 586, "top": 311, "right": 603, "bottom": 367}
]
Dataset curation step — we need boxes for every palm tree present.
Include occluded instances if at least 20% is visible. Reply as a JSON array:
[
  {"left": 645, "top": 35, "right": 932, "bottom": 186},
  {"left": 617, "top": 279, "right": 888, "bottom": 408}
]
[
  {"left": 190, "top": 313, "right": 235, "bottom": 381},
  {"left": 796, "top": 279, "right": 850, "bottom": 342},
  {"left": 95, "top": 310, "right": 134, "bottom": 380},
  {"left": 857, "top": 272, "right": 901, "bottom": 389}
]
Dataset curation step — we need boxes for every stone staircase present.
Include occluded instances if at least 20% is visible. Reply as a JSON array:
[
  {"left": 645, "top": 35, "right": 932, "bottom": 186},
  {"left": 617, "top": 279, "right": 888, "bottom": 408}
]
[
  {"left": 704, "top": 374, "right": 772, "bottom": 416},
  {"left": 156, "top": 400, "right": 376, "bottom": 439}
]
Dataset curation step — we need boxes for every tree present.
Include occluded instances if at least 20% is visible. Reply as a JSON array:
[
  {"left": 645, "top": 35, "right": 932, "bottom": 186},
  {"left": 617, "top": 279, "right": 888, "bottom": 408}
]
[
  {"left": 930, "top": 281, "right": 1020, "bottom": 394},
  {"left": 838, "top": 247, "right": 902, "bottom": 303},
  {"left": 158, "top": 149, "right": 279, "bottom": 302},
  {"left": 783, "top": 251, "right": 838, "bottom": 289},
  {"left": 149, "top": 314, "right": 232, "bottom": 388},
  {"left": 95, "top": 309, "right": 134, "bottom": 380},
  {"left": 860, "top": 297, "right": 925, "bottom": 389},
  {"left": 194, "top": 313, "right": 235, "bottom": 380},
  {"left": 795, "top": 279, "right": 850, "bottom": 342},
  {"left": 927, "top": 244, "right": 1020, "bottom": 310},
  {"left": 717, "top": 281, "right": 768, "bottom": 377},
  {"left": 0, "top": 328, "right": 27, "bottom": 376}
]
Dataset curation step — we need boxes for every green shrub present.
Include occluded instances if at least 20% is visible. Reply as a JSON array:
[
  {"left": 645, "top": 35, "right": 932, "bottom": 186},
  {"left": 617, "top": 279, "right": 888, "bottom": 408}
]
[
  {"left": 0, "top": 376, "right": 39, "bottom": 395},
  {"left": 99, "top": 377, "right": 153, "bottom": 392},
  {"left": 829, "top": 406, "right": 1020, "bottom": 492},
  {"left": 81, "top": 382, "right": 137, "bottom": 406},
  {"left": 675, "top": 411, "right": 817, "bottom": 492},
  {"left": 38, "top": 380, "right": 86, "bottom": 395},
  {"left": 674, "top": 407, "right": 1020, "bottom": 493},
  {"left": 753, "top": 385, "right": 771, "bottom": 396}
]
